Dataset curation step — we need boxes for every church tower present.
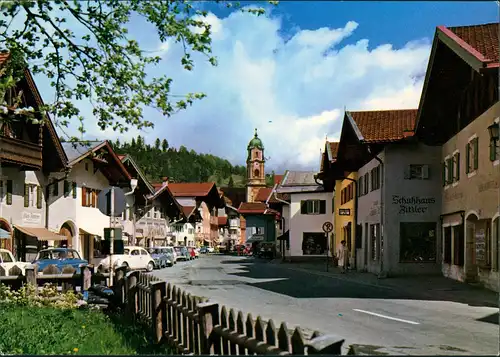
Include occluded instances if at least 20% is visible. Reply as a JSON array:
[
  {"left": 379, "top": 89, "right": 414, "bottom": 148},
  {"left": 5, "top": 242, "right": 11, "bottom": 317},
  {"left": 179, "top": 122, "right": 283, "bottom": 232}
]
[{"left": 246, "top": 128, "right": 266, "bottom": 203}]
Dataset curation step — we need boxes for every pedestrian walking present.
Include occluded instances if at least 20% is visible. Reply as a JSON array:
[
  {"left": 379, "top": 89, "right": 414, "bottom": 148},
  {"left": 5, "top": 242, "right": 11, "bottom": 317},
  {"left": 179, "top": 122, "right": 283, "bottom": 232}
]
[{"left": 336, "top": 240, "right": 349, "bottom": 274}]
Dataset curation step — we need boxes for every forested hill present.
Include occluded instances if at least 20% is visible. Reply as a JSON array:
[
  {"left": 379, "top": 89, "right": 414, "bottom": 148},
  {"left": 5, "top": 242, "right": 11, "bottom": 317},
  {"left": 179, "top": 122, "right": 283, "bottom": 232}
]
[{"left": 110, "top": 136, "right": 247, "bottom": 187}]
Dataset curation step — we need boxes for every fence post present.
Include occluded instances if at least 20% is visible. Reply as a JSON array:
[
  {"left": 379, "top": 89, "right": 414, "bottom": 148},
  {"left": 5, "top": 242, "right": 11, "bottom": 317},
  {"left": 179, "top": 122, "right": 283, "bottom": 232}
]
[
  {"left": 127, "top": 271, "right": 139, "bottom": 316},
  {"left": 151, "top": 281, "right": 167, "bottom": 344},
  {"left": 114, "top": 266, "right": 126, "bottom": 305},
  {"left": 306, "top": 334, "right": 345, "bottom": 355},
  {"left": 25, "top": 264, "right": 37, "bottom": 291},
  {"left": 80, "top": 265, "right": 92, "bottom": 292},
  {"left": 197, "top": 301, "right": 220, "bottom": 355}
]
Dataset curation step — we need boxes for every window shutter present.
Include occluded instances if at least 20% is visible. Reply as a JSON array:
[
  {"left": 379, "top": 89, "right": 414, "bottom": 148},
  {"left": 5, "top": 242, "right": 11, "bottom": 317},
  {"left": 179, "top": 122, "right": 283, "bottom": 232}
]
[
  {"left": 422, "top": 165, "right": 430, "bottom": 179},
  {"left": 92, "top": 190, "right": 96, "bottom": 207},
  {"left": 455, "top": 153, "right": 460, "bottom": 181},
  {"left": 53, "top": 181, "right": 59, "bottom": 196},
  {"left": 72, "top": 182, "right": 77, "bottom": 198},
  {"left": 82, "top": 187, "right": 87, "bottom": 206},
  {"left": 473, "top": 138, "right": 479, "bottom": 170},
  {"left": 465, "top": 143, "right": 470, "bottom": 174},
  {"left": 442, "top": 162, "right": 447, "bottom": 186},
  {"left": 24, "top": 184, "right": 29, "bottom": 207},
  {"left": 403, "top": 165, "right": 411, "bottom": 179},
  {"left": 300, "top": 200, "right": 307, "bottom": 214},
  {"left": 447, "top": 158, "right": 453, "bottom": 183},
  {"left": 64, "top": 180, "right": 70, "bottom": 197},
  {"left": 36, "top": 186, "right": 42, "bottom": 209},
  {"left": 319, "top": 200, "right": 326, "bottom": 214},
  {"left": 490, "top": 140, "right": 497, "bottom": 161},
  {"left": 6, "top": 180, "right": 12, "bottom": 205}
]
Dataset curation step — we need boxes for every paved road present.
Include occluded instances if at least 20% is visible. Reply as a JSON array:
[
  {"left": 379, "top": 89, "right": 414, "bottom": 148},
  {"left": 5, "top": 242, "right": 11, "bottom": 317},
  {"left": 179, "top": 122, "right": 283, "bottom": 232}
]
[{"left": 152, "top": 255, "right": 499, "bottom": 355}]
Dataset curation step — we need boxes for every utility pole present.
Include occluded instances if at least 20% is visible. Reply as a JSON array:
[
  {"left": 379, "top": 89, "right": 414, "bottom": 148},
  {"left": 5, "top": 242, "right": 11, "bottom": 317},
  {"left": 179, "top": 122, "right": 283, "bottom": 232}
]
[{"left": 109, "top": 187, "right": 115, "bottom": 286}]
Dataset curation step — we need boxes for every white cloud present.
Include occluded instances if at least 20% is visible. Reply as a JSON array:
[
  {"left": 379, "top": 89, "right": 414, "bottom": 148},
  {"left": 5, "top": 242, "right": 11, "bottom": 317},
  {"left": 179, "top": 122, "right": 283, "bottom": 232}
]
[{"left": 37, "top": 9, "right": 431, "bottom": 172}]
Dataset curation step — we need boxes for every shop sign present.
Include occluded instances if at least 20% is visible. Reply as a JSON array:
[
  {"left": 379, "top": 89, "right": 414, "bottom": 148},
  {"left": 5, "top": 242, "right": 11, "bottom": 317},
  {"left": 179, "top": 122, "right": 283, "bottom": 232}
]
[
  {"left": 22, "top": 212, "right": 42, "bottom": 224},
  {"left": 339, "top": 208, "right": 351, "bottom": 216},
  {"left": 392, "top": 195, "right": 436, "bottom": 214}
]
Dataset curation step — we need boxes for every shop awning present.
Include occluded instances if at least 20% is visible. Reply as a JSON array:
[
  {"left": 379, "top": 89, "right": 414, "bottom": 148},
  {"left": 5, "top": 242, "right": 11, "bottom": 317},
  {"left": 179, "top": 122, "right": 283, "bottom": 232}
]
[
  {"left": 79, "top": 228, "right": 101, "bottom": 237},
  {"left": 14, "top": 226, "right": 67, "bottom": 241},
  {"left": 246, "top": 234, "right": 265, "bottom": 243},
  {"left": 277, "top": 230, "right": 289, "bottom": 241},
  {"left": 0, "top": 228, "right": 10, "bottom": 239}
]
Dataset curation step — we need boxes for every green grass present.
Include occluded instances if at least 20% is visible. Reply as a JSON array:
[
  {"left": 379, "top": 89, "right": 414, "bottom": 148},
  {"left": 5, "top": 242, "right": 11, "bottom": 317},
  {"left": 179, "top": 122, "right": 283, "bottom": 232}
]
[{"left": 0, "top": 304, "right": 173, "bottom": 355}]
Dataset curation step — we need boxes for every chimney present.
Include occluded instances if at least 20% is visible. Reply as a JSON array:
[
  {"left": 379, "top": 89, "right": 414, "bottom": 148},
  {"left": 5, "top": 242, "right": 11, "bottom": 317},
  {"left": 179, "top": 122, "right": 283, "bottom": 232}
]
[{"left": 162, "top": 177, "right": 169, "bottom": 186}]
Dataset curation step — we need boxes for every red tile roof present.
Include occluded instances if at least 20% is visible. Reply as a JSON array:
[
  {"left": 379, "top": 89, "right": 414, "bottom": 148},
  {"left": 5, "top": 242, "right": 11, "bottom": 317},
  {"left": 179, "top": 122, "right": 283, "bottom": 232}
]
[
  {"left": 274, "top": 175, "right": 284, "bottom": 185},
  {"left": 348, "top": 109, "right": 417, "bottom": 143},
  {"left": 0, "top": 52, "right": 9, "bottom": 66},
  {"left": 238, "top": 202, "right": 267, "bottom": 214},
  {"left": 168, "top": 182, "right": 216, "bottom": 197},
  {"left": 117, "top": 154, "right": 126, "bottom": 161},
  {"left": 255, "top": 187, "right": 273, "bottom": 202},
  {"left": 152, "top": 183, "right": 163, "bottom": 192},
  {"left": 218, "top": 216, "right": 228, "bottom": 226},
  {"left": 447, "top": 23, "right": 499, "bottom": 64}
]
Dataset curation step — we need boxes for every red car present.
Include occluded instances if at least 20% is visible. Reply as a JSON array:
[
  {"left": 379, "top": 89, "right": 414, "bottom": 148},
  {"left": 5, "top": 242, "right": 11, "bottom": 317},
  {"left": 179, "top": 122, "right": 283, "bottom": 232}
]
[{"left": 187, "top": 247, "right": 196, "bottom": 259}]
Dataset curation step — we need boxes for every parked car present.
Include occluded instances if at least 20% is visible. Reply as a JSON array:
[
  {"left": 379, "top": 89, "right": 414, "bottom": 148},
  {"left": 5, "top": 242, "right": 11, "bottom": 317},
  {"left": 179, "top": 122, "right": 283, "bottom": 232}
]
[
  {"left": 174, "top": 246, "right": 190, "bottom": 261},
  {"left": 0, "top": 249, "right": 30, "bottom": 276},
  {"left": 199, "top": 246, "right": 208, "bottom": 254},
  {"left": 148, "top": 247, "right": 174, "bottom": 269},
  {"left": 93, "top": 246, "right": 155, "bottom": 272},
  {"left": 163, "top": 246, "right": 177, "bottom": 264},
  {"left": 187, "top": 247, "right": 196, "bottom": 260},
  {"left": 207, "top": 246, "right": 215, "bottom": 253},
  {"left": 33, "top": 248, "right": 88, "bottom": 273},
  {"left": 193, "top": 248, "right": 200, "bottom": 258}
]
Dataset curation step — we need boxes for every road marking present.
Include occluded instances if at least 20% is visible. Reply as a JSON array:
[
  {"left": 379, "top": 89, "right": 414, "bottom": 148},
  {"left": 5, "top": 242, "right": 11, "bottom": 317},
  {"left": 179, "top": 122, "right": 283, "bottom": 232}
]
[{"left": 353, "top": 309, "right": 420, "bottom": 325}]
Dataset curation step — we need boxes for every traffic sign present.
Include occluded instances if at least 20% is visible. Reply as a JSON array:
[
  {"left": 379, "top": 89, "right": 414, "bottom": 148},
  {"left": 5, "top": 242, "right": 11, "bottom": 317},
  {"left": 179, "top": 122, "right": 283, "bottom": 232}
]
[
  {"left": 97, "top": 186, "right": 126, "bottom": 217},
  {"left": 322, "top": 221, "right": 333, "bottom": 233}
]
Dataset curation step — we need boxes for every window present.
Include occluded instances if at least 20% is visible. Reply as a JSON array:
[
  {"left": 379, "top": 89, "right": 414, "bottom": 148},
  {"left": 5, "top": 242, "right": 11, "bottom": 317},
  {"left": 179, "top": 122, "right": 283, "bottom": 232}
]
[
  {"left": 254, "top": 169, "right": 260, "bottom": 177},
  {"left": 370, "top": 224, "right": 379, "bottom": 261},
  {"left": 453, "top": 224, "right": 464, "bottom": 266},
  {"left": 300, "top": 200, "right": 326, "bottom": 215},
  {"left": 256, "top": 227, "right": 265, "bottom": 235},
  {"left": 81, "top": 187, "right": 99, "bottom": 207},
  {"left": 188, "top": 228, "right": 194, "bottom": 234},
  {"left": 363, "top": 173, "right": 369, "bottom": 194},
  {"left": 72, "top": 182, "right": 77, "bottom": 198},
  {"left": 443, "top": 226, "right": 452, "bottom": 264},
  {"left": 301, "top": 232, "right": 326, "bottom": 255},
  {"left": 405, "top": 164, "right": 430, "bottom": 180},
  {"left": 399, "top": 222, "right": 436, "bottom": 262},
  {"left": 370, "top": 166, "right": 381, "bottom": 191},
  {"left": 490, "top": 118, "right": 499, "bottom": 162},
  {"left": 453, "top": 152, "right": 460, "bottom": 182},
  {"left": 53, "top": 181, "right": 59, "bottom": 196},
  {"left": 357, "top": 178, "right": 363, "bottom": 197},
  {"left": 24, "top": 184, "right": 42, "bottom": 209},
  {"left": 465, "top": 137, "right": 479, "bottom": 174}
]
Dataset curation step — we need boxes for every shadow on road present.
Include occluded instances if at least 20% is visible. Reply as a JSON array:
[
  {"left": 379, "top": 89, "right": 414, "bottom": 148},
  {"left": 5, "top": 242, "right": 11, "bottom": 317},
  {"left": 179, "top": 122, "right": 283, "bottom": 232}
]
[
  {"left": 220, "top": 258, "right": 498, "bottom": 308},
  {"left": 476, "top": 312, "right": 499, "bottom": 325}
]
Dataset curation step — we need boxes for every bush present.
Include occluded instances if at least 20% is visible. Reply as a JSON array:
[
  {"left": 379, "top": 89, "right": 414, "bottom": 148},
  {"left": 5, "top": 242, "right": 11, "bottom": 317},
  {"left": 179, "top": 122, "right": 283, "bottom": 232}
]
[{"left": 0, "top": 283, "right": 82, "bottom": 309}]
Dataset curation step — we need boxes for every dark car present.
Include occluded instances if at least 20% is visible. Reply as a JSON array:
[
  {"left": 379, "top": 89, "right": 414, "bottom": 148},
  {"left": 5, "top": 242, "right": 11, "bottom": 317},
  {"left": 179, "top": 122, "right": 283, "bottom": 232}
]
[
  {"left": 199, "top": 246, "right": 208, "bottom": 254},
  {"left": 33, "top": 248, "right": 88, "bottom": 272},
  {"left": 148, "top": 247, "right": 174, "bottom": 269},
  {"left": 174, "top": 246, "right": 190, "bottom": 261}
]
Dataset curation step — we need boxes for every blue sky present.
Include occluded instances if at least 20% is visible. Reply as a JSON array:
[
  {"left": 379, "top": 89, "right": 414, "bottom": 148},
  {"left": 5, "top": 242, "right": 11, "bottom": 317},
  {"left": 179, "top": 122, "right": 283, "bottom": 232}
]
[{"left": 32, "top": 1, "right": 499, "bottom": 172}]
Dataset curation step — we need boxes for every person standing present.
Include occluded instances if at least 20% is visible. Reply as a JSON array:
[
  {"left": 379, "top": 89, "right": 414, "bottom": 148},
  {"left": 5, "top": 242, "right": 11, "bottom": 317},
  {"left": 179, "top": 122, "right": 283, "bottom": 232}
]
[{"left": 337, "top": 240, "right": 349, "bottom": 274}]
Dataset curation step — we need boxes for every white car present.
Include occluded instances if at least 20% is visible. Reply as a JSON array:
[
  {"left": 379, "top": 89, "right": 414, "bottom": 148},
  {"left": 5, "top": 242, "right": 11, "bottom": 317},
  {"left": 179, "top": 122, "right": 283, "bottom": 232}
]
[
  {"left": 207, "top": 246, "right": 215, "bottom": 253},
  {"left": 0, "top": 249, "right": 30, "bottom": 276},
  {"left": 93, "top": 246, "right": 155, "bottom": 273},
  {"left": 164, "top": 246, "right": 178, "bottom": 264}
]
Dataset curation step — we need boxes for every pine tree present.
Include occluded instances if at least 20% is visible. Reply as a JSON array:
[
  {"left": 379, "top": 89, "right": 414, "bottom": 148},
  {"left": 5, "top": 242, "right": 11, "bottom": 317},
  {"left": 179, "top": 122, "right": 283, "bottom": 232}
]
[
  {"left": 228, "top": 176, "right": 234, "bottom": 187},
  {"left": 162, "top": 139, "right": 169, "bottom": 152},
  {"left": 155, "top": 138, "right": 161, "bottom": 151}
]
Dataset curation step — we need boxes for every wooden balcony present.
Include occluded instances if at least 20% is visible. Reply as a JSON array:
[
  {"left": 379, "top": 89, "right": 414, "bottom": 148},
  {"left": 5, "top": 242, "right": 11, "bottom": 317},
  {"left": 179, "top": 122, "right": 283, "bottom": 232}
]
[{"left": 0, "top": 135, "right": 42, "bottom": 169}]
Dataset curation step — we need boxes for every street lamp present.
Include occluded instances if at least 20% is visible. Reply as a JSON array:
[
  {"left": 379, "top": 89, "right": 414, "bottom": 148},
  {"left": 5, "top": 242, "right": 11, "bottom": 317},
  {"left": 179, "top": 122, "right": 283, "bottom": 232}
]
[{"left": 488, "top": 122, "right": 500, "bottom": 141}]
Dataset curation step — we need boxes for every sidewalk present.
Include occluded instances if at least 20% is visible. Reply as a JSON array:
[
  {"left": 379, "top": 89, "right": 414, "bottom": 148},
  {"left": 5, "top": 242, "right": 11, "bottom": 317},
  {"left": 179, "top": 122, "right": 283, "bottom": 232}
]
[{"left": 274, "top": 261, "right": 498, "bottom": 308}]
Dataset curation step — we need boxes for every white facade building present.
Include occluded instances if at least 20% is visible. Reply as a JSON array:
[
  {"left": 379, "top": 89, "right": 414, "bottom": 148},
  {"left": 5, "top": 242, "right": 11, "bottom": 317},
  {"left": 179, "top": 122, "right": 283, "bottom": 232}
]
[{"left": 277, "top": 171, "right": 333, "bottom": 261}]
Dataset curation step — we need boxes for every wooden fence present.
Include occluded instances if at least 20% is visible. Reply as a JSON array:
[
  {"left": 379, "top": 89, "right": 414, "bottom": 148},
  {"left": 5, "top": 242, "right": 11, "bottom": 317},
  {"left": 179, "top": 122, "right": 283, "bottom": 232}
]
[
  {"left": 0, "top": 264, "right": 109, "bottom": 292},
  {"left": 115, "top": 271, "right": 345, "bottom": 355}
]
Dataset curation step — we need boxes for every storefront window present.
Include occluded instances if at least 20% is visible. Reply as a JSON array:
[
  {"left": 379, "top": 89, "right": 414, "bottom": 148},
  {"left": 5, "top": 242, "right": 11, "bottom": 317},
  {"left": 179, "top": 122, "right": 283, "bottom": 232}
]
[
  {"left": 399, "top": 222, "right": 436, "bottom": 262},
  {"left": 453, "top": 224, "right": 464, "bottom": 266},
  {"left": 443, "top": 226, "right": 452, "bottom": 264},
  {"left": 301, "top": 233, "right": 326, "bottom": 255}
]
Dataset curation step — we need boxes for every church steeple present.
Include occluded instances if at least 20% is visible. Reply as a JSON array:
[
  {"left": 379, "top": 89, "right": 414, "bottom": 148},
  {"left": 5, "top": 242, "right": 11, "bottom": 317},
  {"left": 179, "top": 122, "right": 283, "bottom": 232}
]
[{"left": 246, "top": 128, "right": 266, "bottom": 202}]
